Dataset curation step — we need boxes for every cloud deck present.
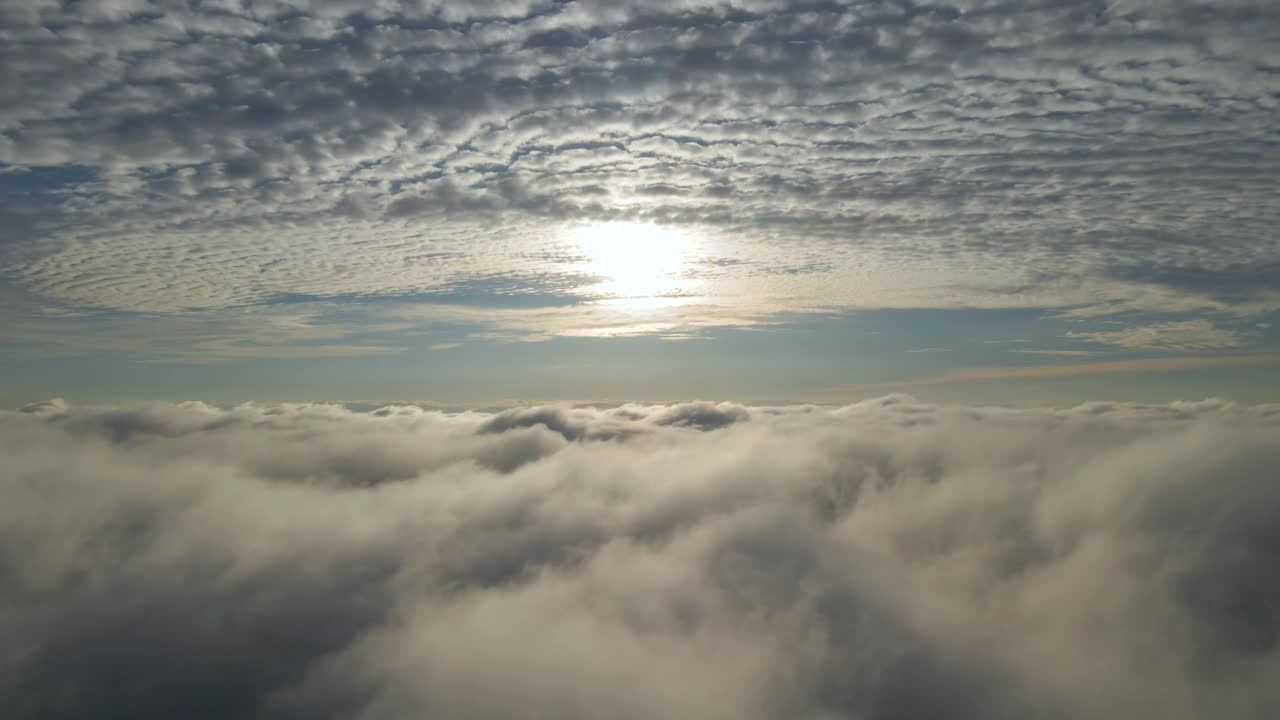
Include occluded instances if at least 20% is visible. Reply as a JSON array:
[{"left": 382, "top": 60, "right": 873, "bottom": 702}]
[{"left": 4, "top": 396, "right": 1279, "bottom": 719}]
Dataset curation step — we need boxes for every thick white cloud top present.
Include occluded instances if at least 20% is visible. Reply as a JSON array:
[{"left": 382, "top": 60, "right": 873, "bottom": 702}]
[{"left": 3, "top": 396, "right": 1279, "bottom": 718}]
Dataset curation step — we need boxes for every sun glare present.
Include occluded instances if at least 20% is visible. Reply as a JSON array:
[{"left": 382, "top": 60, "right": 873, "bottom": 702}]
[{"left": 572, "top": 222, "right": 691, "bottom": 298}]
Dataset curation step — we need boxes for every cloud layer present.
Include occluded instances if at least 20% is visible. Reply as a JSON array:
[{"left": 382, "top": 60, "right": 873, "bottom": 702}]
[
  {"left": 4, "top": 396, "right": 1280, "bottom": 719},
  {"left": 2, "top": 0, "right": 1278, "bottom": 328}
]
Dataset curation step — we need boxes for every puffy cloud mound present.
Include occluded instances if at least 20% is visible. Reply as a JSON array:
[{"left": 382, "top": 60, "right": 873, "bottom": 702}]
[{"left": 3, "top": 397, "right": 1280, "bottom": 719}]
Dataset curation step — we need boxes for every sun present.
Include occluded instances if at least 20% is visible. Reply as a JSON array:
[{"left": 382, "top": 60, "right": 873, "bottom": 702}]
[{"left": 571, "top": 221, "right": 691, "bottom": 298}]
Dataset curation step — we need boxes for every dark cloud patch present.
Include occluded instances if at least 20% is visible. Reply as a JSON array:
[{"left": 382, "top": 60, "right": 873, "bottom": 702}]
[
  {"left": 9, "top": 550, "right": 399, "bottom": 720},
  {"left": 3, "top": 398, "right": 1280, "bottom": 719},
  {"left": 478, "top": 401, "right": 750, "bottom": 439},
  {"left": 1106, "top": 261, "right": 1280, "bottom": 305},
  {"left": 477, "top": 405, "right": 643, "bottom": 441},
  {"left": 523, "top": 27, "right": 592, "bottom": 50},
  {"left": 651, "top": 400, "right": 751, "bottom": 430}
]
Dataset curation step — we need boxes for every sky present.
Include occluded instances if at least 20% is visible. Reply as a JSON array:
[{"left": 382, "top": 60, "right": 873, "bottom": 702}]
[{"left": 2, "top": 0, "right": 1280, "bottom": 405}]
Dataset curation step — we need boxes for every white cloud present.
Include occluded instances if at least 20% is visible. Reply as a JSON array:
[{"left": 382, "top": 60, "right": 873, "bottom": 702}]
[
  {"left": 0, "top": 0, "right": 1276, "bottom": 330},
  {"left": 0, "top": 299, "right": 416, "bottom": 360},
  {"left": 3, "top": 396, "right": 1279, "bottom": 718},
  {"left": 1067, "top": 319, "right": 1242, "bottom": 351},
  {"left": 1012, "top": 349, "right": 1102, "bottom": 357}
]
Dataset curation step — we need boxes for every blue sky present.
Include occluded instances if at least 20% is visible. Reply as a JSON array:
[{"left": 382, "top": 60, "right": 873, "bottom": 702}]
[{"left": 2, "top": 0, "right": 1278, "bottom": 405}]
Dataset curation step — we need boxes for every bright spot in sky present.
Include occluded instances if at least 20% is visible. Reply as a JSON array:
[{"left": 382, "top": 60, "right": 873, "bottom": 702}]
[{"left": 572, "top": 222, "right": 691, "bottom": 299}]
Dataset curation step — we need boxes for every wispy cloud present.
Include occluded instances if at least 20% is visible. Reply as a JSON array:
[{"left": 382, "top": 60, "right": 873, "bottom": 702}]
[
  {"left": 844, "top": 354, "right": 1280, "bottom": 390},
  {"left": 1066, "top": 319, "right": 1242, "bottom": 352},
  {"left": 1012, "top": 349, "right": 1102, "bottom": 357}
]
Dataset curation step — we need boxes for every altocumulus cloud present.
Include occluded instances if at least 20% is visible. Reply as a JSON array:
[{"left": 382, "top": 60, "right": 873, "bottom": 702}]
[
  {"left": 2, "top": 0, "right": 1278, "bottom": 320},
  {"left": 3, "top": 397, "right": 1280, "bottom": 719}
]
